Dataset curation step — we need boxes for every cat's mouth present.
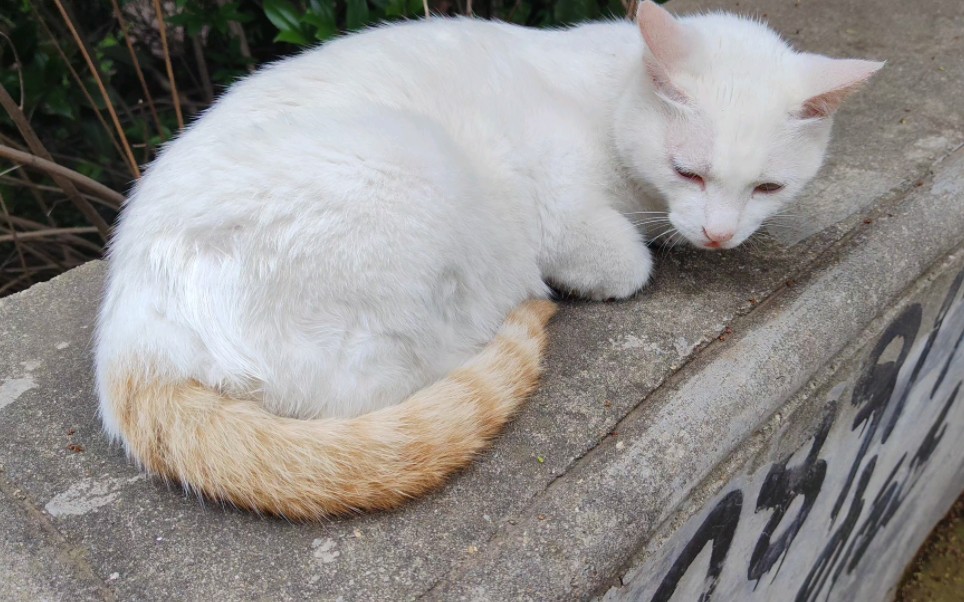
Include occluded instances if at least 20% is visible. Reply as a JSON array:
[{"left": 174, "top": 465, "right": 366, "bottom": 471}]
[{"left": 699, "top": 227, "right": 736, "bottom": 251}]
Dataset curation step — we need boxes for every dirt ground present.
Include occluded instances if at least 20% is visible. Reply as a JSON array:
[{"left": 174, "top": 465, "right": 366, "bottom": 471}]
[{"left": 895, "top": 494, "right": 964, "bottom": 601}]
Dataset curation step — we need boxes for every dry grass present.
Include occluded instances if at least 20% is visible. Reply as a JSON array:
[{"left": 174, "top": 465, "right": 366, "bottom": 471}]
[
  {"left": 896, "top": 494, "right": 964, "bottom": 601},
  {"left": 0, "top": 1, "right": 198, "bottom": 296},
  {"left": 52, "top": 0, "right": 141, "bottom": 179},
  {"left": 151, "top": 0, "right": 184, "bottom": 130}
]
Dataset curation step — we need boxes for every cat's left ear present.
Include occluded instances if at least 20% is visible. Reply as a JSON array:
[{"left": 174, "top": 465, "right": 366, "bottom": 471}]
[{"left": 796, "top": 54, "right": 885, "bottom": 119}]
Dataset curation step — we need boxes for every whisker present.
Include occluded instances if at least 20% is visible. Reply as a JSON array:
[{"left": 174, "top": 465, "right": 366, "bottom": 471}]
[
  {"left": 611, "top": 218, "right": 652, "bottom": 239},
  {"left": 631, "top": 218, "right": 672, "bottom": 228},
  {"left": 650, "top": 226, "right": 683, "bottom": 260},
  {"left": 762, "top": 218, "right": 804, "bottom": 235},
  {"left": 739, "top": 228, "right": 784, "bottom": 258},
  {"left": 650, "top": 226, "right": 677, "bottom": 244}
]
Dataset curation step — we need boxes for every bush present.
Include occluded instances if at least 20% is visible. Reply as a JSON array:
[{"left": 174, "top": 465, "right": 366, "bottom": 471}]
[{"left": 0, "top": 0, "right": 645, "bottom": 295}]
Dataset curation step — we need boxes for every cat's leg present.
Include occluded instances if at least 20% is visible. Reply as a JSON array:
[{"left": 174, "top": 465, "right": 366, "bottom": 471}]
[{"left": 542, "top": 205, "right": 652, "bottom": 300}]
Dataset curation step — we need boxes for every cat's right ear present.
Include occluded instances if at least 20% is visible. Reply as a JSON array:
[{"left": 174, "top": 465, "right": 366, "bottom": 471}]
[{"left": 636, "top": 0, "right": 691, "bottom": 105}]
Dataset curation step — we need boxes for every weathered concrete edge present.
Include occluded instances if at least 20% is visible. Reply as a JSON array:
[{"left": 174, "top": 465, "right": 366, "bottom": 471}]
[
  {"left": 0, "top": 259, "right": 102, "bottom": 312},
  {"left": 424, "top": 148, "right": 964, "bottom": 600},
  {"left": 604, "top": 244, "right": 964, "bottom": 601}
]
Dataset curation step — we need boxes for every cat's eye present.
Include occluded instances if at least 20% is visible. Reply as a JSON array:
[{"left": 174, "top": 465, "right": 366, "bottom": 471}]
[
  {"left": 673, "top": 164, "right": 704, "bottom": 186},
  {"left": 754, "top": 182, "right": 784, "bottom": 194}
]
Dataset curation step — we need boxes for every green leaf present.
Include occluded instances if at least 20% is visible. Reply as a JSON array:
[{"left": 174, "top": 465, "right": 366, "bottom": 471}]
[
  {"left": 216, "top": 3, "right": 252, "bottom": 25},
  {"left": 313, "top": 25, "right": 338, "bottom": 42},
  {"left": 304, "top": 0, "right": 337, "bottom": 41},
  {"left": 304, "top": 0, "right": 335, "bottom": 27},
  {"left": 75, "top": 161, "right": 104, "bottom": 182},
  {"left": 553, "top": 0, "right": 591, "bottom": 24},
  {"left": 346, "top": 0, "right": 370, "bottom": 30},
  {"left": 98, "top": 34, "right": 119, "bottom": 49},
  {"left": 99, "top": 59, "right": 116, "bottom": 77},
  {"left": 274, "top": 29, "right": 312, "bottom": 45},
  {"left": 263, "top": 0, "right": 304, "bottom": 34},
  {"left": 385, "top": 0, "right": 407, "bottom": 18},
  {"left": 42, "top": 88, "right": 75, "bottom": 119}
]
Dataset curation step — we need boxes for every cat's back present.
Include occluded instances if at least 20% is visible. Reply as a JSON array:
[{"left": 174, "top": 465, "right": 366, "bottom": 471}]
[
  {"left": 198, "top": 18, "right": 536, "bottom": 129},
  {"left": 123, "top": 18, "right": 547, "bottom": 218},
  {"left": 115, "top": 18, "right": 597, "bottom": 249}
]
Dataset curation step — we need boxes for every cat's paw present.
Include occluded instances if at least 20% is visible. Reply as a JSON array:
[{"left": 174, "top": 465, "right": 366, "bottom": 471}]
[
  {"left": 546, "top": 219, "right": 653, "bottom": 300},
  {"left": 600, "top": 247, "right": 653, "bottom": 300},
  {"left": 563, "top": 242, "right": 653, "bottom": 300}
]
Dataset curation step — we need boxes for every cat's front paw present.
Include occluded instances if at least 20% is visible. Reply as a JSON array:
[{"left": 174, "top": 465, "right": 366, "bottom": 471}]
[
  {"left": 549, "top": 237, "right": 653, "bottom": 301},
  {"left": 586, "top": 242, "right": 653, "bottom": 300}
]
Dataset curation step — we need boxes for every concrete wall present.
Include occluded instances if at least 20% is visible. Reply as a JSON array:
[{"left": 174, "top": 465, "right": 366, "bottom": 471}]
[{"left": 605, "top": 260, "right": 964, "bottom": 601}]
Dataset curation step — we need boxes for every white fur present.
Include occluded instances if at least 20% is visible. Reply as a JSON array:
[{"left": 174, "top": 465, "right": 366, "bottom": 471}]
[{"left": 96, "top": 4, "right": 880, "bottom": 429}]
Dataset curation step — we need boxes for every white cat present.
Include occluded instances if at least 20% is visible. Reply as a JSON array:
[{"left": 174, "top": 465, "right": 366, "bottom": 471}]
[{"left": 95, "top": 2, "right": 882, "bottom": 518}]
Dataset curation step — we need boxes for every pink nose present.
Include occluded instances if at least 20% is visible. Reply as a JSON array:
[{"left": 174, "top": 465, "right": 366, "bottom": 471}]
[{"left": 702, "top": 227, "right": 734, "bottom": 244}]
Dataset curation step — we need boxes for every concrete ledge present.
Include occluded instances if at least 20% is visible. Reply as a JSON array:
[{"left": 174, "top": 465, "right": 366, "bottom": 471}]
[
  {"left": 1, "top": 0, "right": 962, "bottom": 600},
  {"left": 602, "top": 241, "right": 964, "bottom": 602}
]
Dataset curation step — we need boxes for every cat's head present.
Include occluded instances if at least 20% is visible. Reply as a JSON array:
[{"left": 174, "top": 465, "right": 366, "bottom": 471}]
[{"left": 614, "top": 1, "right": 883, "bottom": 250}]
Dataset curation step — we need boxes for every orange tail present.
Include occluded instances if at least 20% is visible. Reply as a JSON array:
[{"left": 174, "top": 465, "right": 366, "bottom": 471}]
[{"left": 101, "top": 300, "right": 557, "bottom": 520}]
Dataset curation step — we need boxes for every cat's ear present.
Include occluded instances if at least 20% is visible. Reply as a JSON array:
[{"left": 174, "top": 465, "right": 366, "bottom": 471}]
[
  {"left": 636, "top": 0, "right": 692, "bottom": 105},
  {"left": 796, "top": 54, "right": 885, "bottom": 119}
]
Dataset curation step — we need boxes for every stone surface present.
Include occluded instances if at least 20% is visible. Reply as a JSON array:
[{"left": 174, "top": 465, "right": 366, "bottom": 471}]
[
  {"left": 0, "top": 483, "right": 110, "bottom": 602},
  {"left": 603, "top": 253, "right": 964, "bottom": 602},
  {"left": 0, "top": 0, "right": 962, "bottom": 600}
]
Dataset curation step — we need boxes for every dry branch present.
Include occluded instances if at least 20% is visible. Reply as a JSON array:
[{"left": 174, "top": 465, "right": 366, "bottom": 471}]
[
  {"left": 0, "top": 145, "right": 126, "bottom": 210},
  {"left": 0, "top": 191, "right": 32, "bottom": 287},
  {"left": 111, "top": 0, "right": 164, "bottom": 138},
  {"left": 7, "top": 168, "right": 55, "bottom": 226},
  {"left": 0, "top": 175, "right": 122, "bottom": 210},
  {"left": 0, "top": 272, "right": 35, "bottom": 296},
  {"left": 152, "top": 0, "right": 184, "bottom": 130},
  {"left": 33, "top": 9, "right": 129, "bottom": 171},
  {"left": 0, "top": 227, "right": 99, "bottom": 244},
  {"left": 0, "top": 85, "right": 113, "bottom": 238},
  {"left": 52, "top": 0, "right": 142, "bottom": 178},
  {"left": 2, "top": 213, "right": 103, "bottom": 253},
  {"left": 0, "top": 236, "right": 70, "bottom": 271},
  {"left": 216, "top": 0, "right": 255, "bottom": 73}
]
